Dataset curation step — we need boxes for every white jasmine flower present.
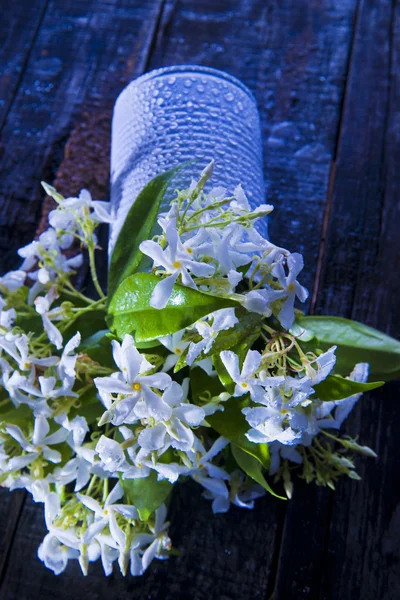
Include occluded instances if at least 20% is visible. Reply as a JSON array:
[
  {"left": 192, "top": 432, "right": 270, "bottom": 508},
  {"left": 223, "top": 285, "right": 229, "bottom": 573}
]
[
  {"left": 220, "top": 349, "right": 265, "bottom": 402},
  {"left": 9, "top": 474, "right": 53, "bottom": 503},
  {"left": 137, "top": 381, "right": 205, "bottom": 453},
  {"left": 188, "top": 437, "right": 230, "bottom": 502},
  {"left": 130, "top": 504, "right": 171, "bottom": 576},
  {"left": 38, "top": 531, "right": 80, "bottom": 575},
  {"left": 243, "top": 404, "right": 301, "bottom": 445},
  {"left": 0, "top": 332, "right": 57, "bottom": 371},
  {"left": 187, "top": 308, "right": 238, "bottom": 365},
  {"left": 203, "top": 470, "right": 266, "bottom": 513},
  {"left": 55, "top": 189, "right": 114, "bottom": 225},
  {"left": 318, "top": 363, "right": 370, "bottom": 429},
  {"left": 158, "top": 330, "right": 189, "bottom": 372},
  {"left": 18, "top": 232, "right": 83, "bottom": 294},
  {"left": 87, "top": 534, "right": 119, "bottom": 576},
  {"left": 34, "top": 288, "right": 64, "bottom": 349},
  {"left": 199, "top": 225, "right": 252, "bottom": 276},
  {"left": 269, "top": 253, "right": 309, "bottom": 329},
  {"left": 231, "top": 183, "right": 250, "bottom": 211},
  {"left": 55, "top": 413, "right": 88, "bottom": 448},
  {"left": 268, "top": 439, "right": 306, "bottom": 475},
  {"left": 94, "top": 334, "right": 171, "bottom": 426},
  {"left": 5, "top": 415, "right": 69, "bottom": 470},
  {"left": 95, "top": 435, "right": 131, "bottom": 473},
  {"left": 57, "top": 332, "right": 81, "bottom": 381},
  {"left": 0, "top": 296, "right": 16, "bottom": 330},
  {"left": 139, "top": 218, "right": 214, "bottom": 309},
  {"left": 304, "top": 346, "right": 337, "bottom": 384},
  {"left": 242, "top": 289, "right": 272, "bottom": 316},
  {"left": 0, "top": 269, "right": 26, "bottom": 291},
  {"left": 78, "top": 481, "right": 138, "bottom": 546}
]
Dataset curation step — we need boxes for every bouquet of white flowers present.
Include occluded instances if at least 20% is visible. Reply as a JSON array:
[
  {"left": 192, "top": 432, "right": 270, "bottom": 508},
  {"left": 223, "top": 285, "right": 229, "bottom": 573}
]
[{"left": 0, "top": 161, "right": 398, "bottom": 577}]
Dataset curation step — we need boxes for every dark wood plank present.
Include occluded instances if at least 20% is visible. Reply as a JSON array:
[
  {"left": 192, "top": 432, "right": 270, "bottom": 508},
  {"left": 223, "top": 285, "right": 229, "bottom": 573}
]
[
  {"left": 272, "top": 1, "right": 400, "bottom": 599},
  {"left": 148, "top": 0, "right": 359, "bottom": 296},
  {"left": 320, "top": 0, "right": 400, "bottom": 597},
  {"left": 146, "top": 2, "right": 358, "bottom": 597},
  {"left": 1, "top": 1, "right": 381, "bottom": 599},
  {"left": 0, "top": 0, "right": 163, "bottom": 276},
  {"left": 0, "top": 483, "right": 286, "bottom": 600},
  {"left": 0, "top": 0, "right": 48, "bottom": 131},
  {"left": 0, "top": 0, "right": 163, "bottom": 589}
]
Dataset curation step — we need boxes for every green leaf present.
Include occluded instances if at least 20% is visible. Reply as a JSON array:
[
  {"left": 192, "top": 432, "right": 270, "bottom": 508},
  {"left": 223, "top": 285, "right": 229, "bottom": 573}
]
[
  {"left": 231, "top": 444, "right": 285, "bottom": 500},
  {"left": 0, "top": 404, "right": 32, "bottom": 426},
  {"left": 206, "top": 395, "right": 270, "bottom": 470},
  {"left": 79, "top": 330, "right": 115, "bottom": 368},
  {"left": 69, "top": 388, "right": 103, "bottom": 425},
  {"left": 107, "top": 167, "right": 180, "bottom": 300},
  {"left": 120, "top": 470, "right": 172, "bottom": 521},
  {"left": 296, "top": 315, "right": 400, "bottom": 381},
  {"left": 190, "top": 367, "right": 226, "bottom": 404},
  {"left": 107, "top": 273, "right": 237, "bottom": 343},
  {"left": 314, "top": 374, "right": 384, "bottom": 401},
  {"left": 64, "top": 310, "right": 108, "bottom": 342},
  {"left": 212, "top": 353, "right": 235, "bottom": 394},
  {"left": 15, "top": 312, "right": 43, "bottom": 336}
]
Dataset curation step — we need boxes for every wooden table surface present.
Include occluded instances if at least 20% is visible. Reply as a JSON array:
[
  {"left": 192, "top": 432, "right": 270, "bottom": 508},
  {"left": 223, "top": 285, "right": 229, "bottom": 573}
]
[{"left": 0, "top": 1, "right": 399, "bottom": 599}]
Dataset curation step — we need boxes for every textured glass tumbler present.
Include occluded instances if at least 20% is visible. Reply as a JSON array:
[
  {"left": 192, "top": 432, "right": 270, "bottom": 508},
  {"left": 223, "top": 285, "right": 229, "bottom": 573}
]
[{"left": 110, "top": 65, "right": 265, "bottom": 253}]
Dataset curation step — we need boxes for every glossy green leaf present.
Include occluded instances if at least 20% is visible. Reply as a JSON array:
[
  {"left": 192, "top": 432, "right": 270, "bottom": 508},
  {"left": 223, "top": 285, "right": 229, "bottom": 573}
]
[
  {"left": 120, "top": 470, "right": 172, "bottom": 521},
  {"left": 80, "top": 330, "right": 115, "bottom": 368},
  {"left": 231, "top": 444, "right": 285, "bottom": 500},
  {"left": 206, "top": 395, "right": 270, "bottom": 470},
  {"left": 107, "top": 273, "right": 237, "bottom": 343},
  {"left": 314, "top": 374, "right": 384, "bottom": 401},
  {"left": 296, "top": 316, "right": 400, "bottom": 381},
  {"left": 212, "top": 353, "right": 235, "bottom": 394},
  {"left": 107, "top": 167, "right": 180, "bottom": 300}
]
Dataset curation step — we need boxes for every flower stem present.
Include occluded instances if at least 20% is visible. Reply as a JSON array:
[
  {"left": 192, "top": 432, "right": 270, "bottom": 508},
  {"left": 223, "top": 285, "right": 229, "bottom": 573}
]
[{"left": 88, "top": 244, "right": 106, "bottom": 300}]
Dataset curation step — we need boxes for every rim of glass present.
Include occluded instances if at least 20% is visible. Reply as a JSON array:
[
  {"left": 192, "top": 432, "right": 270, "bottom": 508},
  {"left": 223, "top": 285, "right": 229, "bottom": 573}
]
[{"left": 116, "top": 65, "right": 257, "bottom": 105}]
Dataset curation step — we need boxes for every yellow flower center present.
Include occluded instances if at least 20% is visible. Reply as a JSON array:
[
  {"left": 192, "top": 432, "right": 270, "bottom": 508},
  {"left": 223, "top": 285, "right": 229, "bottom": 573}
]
[
  {"left": 173, "top": 261, "right": 181, "bottom": 269},
  {"left": 288, "top": 283, "right": 295, "bottom": 293},
  {"left": 241, "top": 382, "right": 248, "bottom": 389},
  {"left": 186, "top": 248, "right": 193, "bottom": 254},
  {"left": 133, "top": 382, "right": 141, "bottom": 391}
]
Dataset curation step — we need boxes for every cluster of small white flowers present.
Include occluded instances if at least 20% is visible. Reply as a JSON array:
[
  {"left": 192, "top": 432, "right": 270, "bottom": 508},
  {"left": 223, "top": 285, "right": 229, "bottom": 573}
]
[
  {"left": 139, "top": 161, "right": 307, "bottom": 331},
  {"left": 0, "top": 166, "right": 376, "bottom": 577}
]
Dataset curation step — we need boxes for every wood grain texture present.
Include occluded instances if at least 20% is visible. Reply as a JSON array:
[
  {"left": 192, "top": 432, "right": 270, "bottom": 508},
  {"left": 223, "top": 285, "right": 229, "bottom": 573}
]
[
  {"left": 0, "top": 0, "right": 163, "bottom": 276},
  {"left": 0, "top": 0, "right": 163, "bottom": 593},
  {"left": 0, "top": 0, "right": 48, "bottom": 131},
  {"left": 0, "top": 0, "right": 399, "bottom": 599},
  {"left": 148, "top": 0, "right": 359, "bottom": 295},
  {"left": 273, "top": 1, "right": 400, "bottom": 599}
]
